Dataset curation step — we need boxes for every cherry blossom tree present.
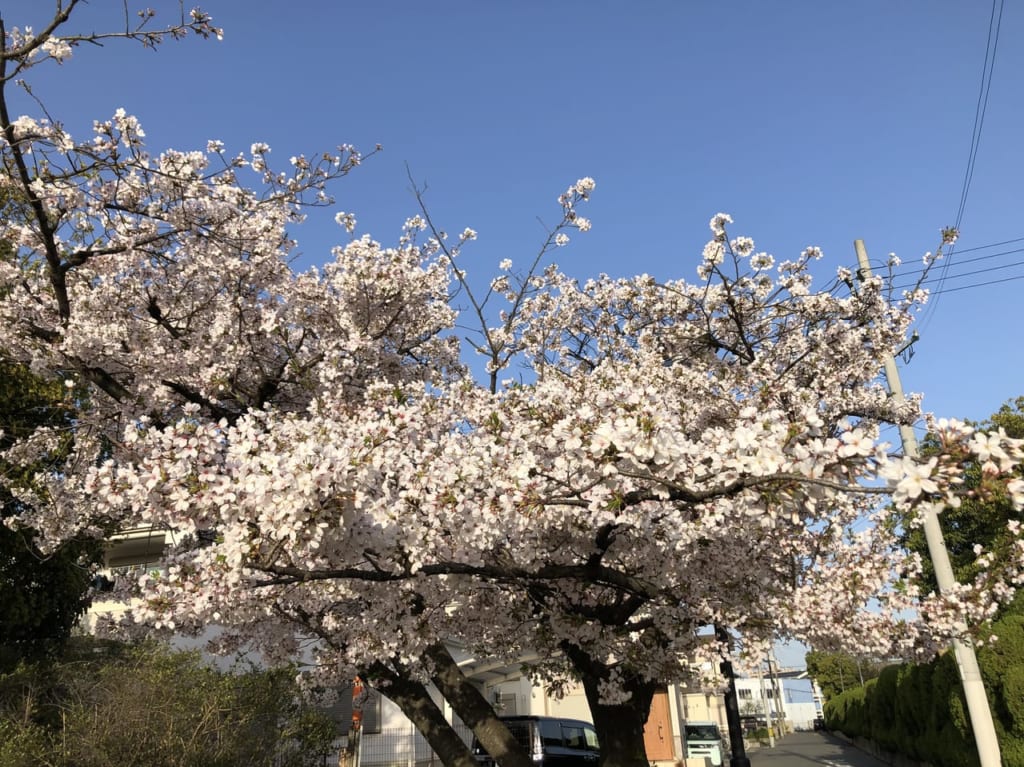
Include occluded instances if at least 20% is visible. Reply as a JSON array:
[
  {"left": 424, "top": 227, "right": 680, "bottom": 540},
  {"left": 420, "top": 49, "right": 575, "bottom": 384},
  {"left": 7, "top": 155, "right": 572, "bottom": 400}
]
[
  {"left": 0, "top": 7, "right": 566, "bottom": 767},
  {"left": 3, "top": 6, "right": 1024, "bottom": 767},
  {"left": 0, "top": 6, "right": 514, "bottom": 767}
]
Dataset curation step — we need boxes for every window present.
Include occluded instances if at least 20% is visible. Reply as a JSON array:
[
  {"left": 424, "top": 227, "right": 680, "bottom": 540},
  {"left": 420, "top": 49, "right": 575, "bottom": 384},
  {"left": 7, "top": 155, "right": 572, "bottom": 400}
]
[
  {"left": 738, "top": 689, "right": 752, "bottom": 700},
  {"left": 499, "top": 693, "right": 518, "bottom": 716},
  {"left": 505, "top": 722, "right": 532, "bottom": 751},
  {"left": 562, "top": 725, "right": 585, "bottom": 750},
  {"left": 684, "top": 724, "right": 720, "bottom": 741},
  {"left": 540, "top": 720, "right": 563, "bottom": 747},
  {"left": 583, "top": 725, "right": 600, "bottom": 751}
]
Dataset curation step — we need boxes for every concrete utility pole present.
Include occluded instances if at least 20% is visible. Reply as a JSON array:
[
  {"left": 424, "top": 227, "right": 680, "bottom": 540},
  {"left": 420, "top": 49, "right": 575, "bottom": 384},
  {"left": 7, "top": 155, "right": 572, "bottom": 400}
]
[{"left": 855, "top": 239, "right": 1001, "bottom": 767}]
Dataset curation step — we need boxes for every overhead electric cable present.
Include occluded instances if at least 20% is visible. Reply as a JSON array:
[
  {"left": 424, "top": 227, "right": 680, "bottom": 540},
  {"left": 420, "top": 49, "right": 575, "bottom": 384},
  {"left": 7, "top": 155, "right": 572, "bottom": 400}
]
[
  {"left": 891, "top": 245, "right": 1024, "bottom": 282},
  {"left": 832, "top": 239, "right": 1024, "bottom": 303},
  {"left": 927, "top": 272, "right": 1024, "bottom": 297},
  {"left": 954, "top": 0, "right": 1004, "bottom": 232},
  {"left": 897, "top": 243, "right": 1024, "bottom": 276},
  {"left": 892, "top": 257, "right": 1024, "bottom": 291},
  {"left": 918, "top": 0, "right": 1004, "bottom": 332},
  {"left": 933, "top": 235, "right": 1024, "bottom": 255}
]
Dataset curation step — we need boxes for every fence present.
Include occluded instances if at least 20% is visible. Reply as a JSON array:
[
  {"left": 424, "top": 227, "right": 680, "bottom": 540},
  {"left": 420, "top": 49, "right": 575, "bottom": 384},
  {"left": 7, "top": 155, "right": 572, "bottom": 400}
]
[{"left": 323, "top": 723, "right": 475, "bottom": 767}]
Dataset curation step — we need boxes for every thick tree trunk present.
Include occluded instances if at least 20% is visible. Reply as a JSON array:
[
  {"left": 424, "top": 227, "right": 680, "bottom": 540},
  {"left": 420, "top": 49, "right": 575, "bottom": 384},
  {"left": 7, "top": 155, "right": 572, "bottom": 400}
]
[
  {"left": 371, "top": 663, "right": 480, "bottom": 767},
  {"left": 581, "top": 678, "right": 656, "bottom": 767},
  {"left": 564, "top": 644, "right": 657, "bottom": 767},
  {"left": 424, "top": 642, "right": 534, "bottom": 767}
]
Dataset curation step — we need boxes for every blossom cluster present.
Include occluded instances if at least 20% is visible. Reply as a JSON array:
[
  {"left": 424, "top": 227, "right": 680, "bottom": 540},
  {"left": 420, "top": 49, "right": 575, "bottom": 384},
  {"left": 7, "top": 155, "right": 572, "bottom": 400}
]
[{"left": 2, "top": 13, "right": 1024, "bottom": 698}]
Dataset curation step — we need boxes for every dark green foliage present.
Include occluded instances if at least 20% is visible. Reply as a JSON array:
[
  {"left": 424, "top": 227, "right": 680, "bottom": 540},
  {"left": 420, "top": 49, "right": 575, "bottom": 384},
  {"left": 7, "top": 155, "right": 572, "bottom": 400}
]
[
  {"left": 927, "top": 653, "right": 975, "bottom": 767},
  {"left": 904, "top": 397, "right": 1024, "bottom": 597},
  {"left": 0, "top": 639, "right": 337, "bottom": 767},
  {"left": 979, "top": 611, "right": 1024, "bottom": 766},
  {"left": 832, "top": 397, "right": 1024, "bottom": 764},
  {"left": 824, "top": 680, "right": 870, "bottom": 738},
  {"left": 867, "top": 665, "right": 899, "bottom": 752},
  {"left": 805, "top": 650, "right": 882, "bottom": 701},
  {"left": 748, "top": 727, "right": 770, "bottom": 742},
  {"left": 0, "top": 358, "right": 104, "bottom": 669},
  {"left": 825, "top": 658, "right": 978, "bottom": 767},
  {"left": 825, "top": 606, "right": 1024, "bottom": 767},
  {"left": 895, "top": 662, "right": 933, "bottom": 757}
]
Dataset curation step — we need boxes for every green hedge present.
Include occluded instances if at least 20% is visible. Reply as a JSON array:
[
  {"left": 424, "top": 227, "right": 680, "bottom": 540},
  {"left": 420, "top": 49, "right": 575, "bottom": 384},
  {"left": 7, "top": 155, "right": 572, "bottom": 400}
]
[{"left": 824, "top": 610, "right": 1024, "bottom": 767}]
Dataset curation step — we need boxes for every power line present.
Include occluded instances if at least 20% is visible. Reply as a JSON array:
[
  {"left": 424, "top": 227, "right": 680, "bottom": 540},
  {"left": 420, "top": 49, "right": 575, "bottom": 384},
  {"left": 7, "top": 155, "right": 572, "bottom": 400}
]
[
  {"left": 940, "top": 235, "right": 1024, "bottom": 256},
  {"left": 920, "top": 0, "right": 1004, "bottom": 332},
  {"left": 829, "top": 236, "right": 1024, "bottom": 302},
  {"left": 891, "top": 249, "right": 1024, "bottom": 288},
  {"left": 835, "top": 268, "right": 1024, "bottom": 303},
  {"left": 893, "top": 244, "right": 1024, "bottom": 280},
  {"left": 908, "top": 258, "right": 1024, "bottom": 288},
  {"left": 954, "top": 0, "right": 1005, "bottom": 232},
  {"left": 927, "top": 271, "right": 1024, "bottom": 297}
]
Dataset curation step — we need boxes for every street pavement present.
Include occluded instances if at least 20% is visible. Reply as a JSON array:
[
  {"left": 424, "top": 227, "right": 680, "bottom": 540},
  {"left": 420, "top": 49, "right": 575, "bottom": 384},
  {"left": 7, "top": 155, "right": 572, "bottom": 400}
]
[{"left": 745, "top": 730, "right": 889, "bottom": 766}]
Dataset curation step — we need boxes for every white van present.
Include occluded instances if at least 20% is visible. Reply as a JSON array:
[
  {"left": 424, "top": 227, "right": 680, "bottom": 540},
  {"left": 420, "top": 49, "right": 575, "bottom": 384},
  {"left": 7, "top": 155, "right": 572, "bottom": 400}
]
[{"left": 683, "top": 721, "right": 724, "bottom": 767}]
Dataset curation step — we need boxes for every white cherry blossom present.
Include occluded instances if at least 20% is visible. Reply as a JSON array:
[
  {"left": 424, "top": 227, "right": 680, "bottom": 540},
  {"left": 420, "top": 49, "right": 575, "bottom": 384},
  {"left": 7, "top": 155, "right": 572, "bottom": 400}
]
[{"left": 2, "top": 5, "right": 1024, "bottom": 732}]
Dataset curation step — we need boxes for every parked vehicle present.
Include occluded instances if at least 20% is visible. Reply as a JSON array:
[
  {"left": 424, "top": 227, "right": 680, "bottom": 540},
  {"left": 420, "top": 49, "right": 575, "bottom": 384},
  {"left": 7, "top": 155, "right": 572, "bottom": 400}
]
[
  {"left": 683, "top": 721, "right": 725, "bottom": 767},
  {"left": 472, "top": 716, "right": 599, "bottom": 767}
]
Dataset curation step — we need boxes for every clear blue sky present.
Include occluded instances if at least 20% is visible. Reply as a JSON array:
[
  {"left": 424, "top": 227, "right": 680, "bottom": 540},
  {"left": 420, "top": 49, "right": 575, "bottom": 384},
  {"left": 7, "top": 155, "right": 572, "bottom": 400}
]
[{"left": 4, "top": 1, "right": 1022, "bottom": 666}]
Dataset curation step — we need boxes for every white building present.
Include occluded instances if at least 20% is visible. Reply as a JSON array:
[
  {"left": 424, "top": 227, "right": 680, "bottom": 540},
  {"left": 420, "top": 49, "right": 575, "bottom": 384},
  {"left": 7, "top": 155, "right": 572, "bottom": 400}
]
[{"left": 732, "top": 675, "right": 818, "bottom": 732}]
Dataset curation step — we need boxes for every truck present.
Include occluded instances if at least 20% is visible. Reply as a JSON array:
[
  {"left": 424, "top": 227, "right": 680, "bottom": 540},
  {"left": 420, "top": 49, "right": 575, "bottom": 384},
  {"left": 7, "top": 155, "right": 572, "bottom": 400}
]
[{"left": 683, "top": 721, "right": 725, "bottom": 767}]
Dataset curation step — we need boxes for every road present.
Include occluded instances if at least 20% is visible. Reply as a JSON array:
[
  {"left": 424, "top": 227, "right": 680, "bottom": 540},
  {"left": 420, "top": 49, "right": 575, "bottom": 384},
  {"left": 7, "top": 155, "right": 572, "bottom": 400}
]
[{"left": 746, "top": 731, "right": 889, "bottom": 766}]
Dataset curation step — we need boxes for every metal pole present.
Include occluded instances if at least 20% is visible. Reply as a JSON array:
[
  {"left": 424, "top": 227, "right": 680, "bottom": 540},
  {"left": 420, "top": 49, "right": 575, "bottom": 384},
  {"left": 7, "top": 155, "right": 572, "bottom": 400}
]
[
  {"left": 855, "top": 239, "right": 1001, "bottom": 767},
  {"left": 716, "top": 626, "right": 752, "bottom": 767}
]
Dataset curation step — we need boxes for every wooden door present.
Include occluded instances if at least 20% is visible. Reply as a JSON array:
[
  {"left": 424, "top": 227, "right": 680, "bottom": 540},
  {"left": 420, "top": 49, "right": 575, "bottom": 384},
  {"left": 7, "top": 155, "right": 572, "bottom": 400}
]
[{"left": 643, "top": 689, "right": 675, "bottom": 761}]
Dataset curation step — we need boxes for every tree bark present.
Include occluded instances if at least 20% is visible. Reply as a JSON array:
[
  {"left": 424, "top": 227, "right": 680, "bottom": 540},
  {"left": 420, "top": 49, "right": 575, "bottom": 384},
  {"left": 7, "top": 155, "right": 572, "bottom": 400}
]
[
  {"left": 424, "top": 642, "right": 534, "bottom": 767},
  {"left": 371, "top": 663, "right": 480, "bottom": 767},
  {"left": 564, "top": 643, "right": 656, "bottom": 767}
]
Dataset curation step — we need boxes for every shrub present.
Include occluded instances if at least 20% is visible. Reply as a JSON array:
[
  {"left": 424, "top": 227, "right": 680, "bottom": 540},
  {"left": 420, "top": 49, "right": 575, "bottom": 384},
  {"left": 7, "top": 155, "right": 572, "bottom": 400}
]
[{"left": 0, "top": 640, "right": 336, "bottom": 767}]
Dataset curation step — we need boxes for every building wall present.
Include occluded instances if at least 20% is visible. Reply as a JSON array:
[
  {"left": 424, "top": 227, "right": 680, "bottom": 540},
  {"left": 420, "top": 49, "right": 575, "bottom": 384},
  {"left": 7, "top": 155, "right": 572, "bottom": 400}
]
[
  {"left": 784, "top": 702, "right": 819, "bottom": 731},
  {"left": 476, "top": 677, "right": 733, "bottom": 764},
  {"left": 538, "top": 685, "right": 591, "bottom": 720},
  {"left": 732, "top": 677, "right": 817, "bottom": 731},
  {"left": 677, "top": 688, "right": 728, "bottom": 732}
]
